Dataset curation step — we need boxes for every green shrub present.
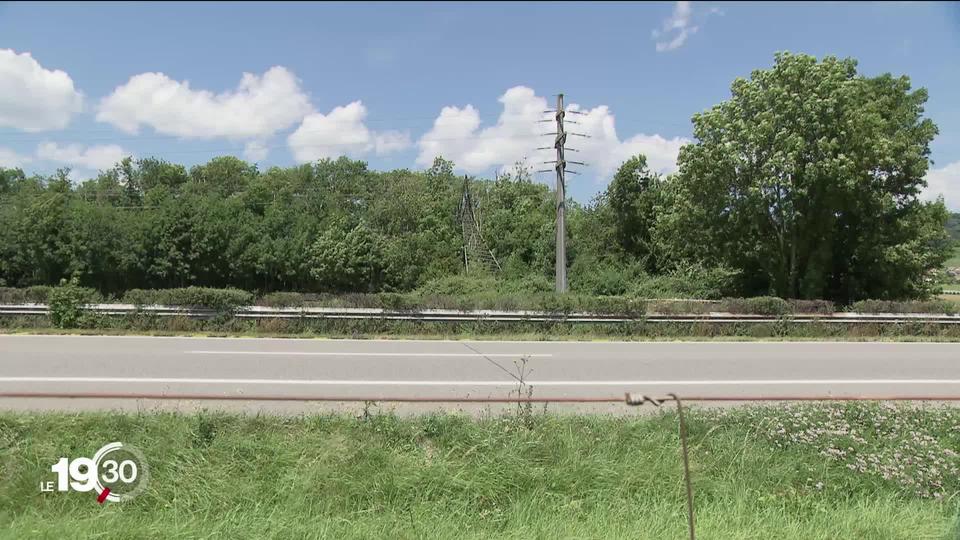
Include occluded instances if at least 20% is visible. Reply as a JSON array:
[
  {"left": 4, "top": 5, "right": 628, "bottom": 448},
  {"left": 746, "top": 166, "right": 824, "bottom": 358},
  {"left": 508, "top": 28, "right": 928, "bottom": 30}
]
[
  {"left": 646, "top": 300, "right": 715, "bottom": 314},
  {"left": 0, "top": 287, "right": 28, "bottom": 304},
  {"left": 377, "top": 292, "right": 418, "bottom": 311},
  {"left": 335, "top": 293, "right": 390, "bottom": 309},
  {"left": 720, "top": 296, "right": 791, "bottom": 315},
  {"left": 581, "top": 295, "right": 646, "bottom": 316},
  {"left": 570, "top": 262, "right": 632, "bottom": 296},
  {"left": 790, "top": 299, "right": 835, "bottom": 314},
  {"left": 26, "top": 286, "right": 53, "bottom": 303},
  {"left": 257, "top": 292, "right": 306, "bottom": 307},
  {"left": 417, "top": 275, "right": 498, "bottom": 297},
  {"left": 629, "top": 263, "right": 740, "bottom": 300},
  {"left": 498, "top": 275, "right": 553, "bottom": 295},
  {"left": 48, "top": 278, "right": 96, "bottom": 329},
  {"left": 123, "top": 287, "right": 253, "bottom": 311},
  {"left": 851, "top": 300, "right": 958, "bottom": 315},
  {"left": 1, "top": 285, "right": 55, "bottom": 304},
  {"left": 122, "top": 289, "right": 156, "bottom": 306}
]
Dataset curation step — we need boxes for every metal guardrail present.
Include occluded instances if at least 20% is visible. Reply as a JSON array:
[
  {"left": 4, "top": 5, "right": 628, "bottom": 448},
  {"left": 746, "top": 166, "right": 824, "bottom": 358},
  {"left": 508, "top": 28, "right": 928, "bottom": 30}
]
[{"left": 2, "top": 303, "right": 960, "bottom": 324}]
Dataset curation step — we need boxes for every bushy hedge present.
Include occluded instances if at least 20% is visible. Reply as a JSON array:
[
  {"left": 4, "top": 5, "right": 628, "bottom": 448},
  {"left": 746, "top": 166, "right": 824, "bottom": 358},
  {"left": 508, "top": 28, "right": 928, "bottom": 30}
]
[
  {"left": 720, "top": 297, "right": 792, "bottom": 316},
  {"left": 417, "top": 275, "right": 500, "bottom": 297},
  {"left": 789, "top": 299, "right": 836, "bottom": 314},
  {"left": 257, "top": 292, "right": 310, "bottom": 308},
  {"left": 122, "top": 287, "right": 253, "bottom": 310},
  {"left": 0, "top": 286, "right": 55, "bottom": 304},
  {"left": 1, "top": 283, "right": 958, "bottom": 315},
  {"left": 255, "top": 288, "right": 647, "bottom": 315},
  {"left": 630, "top": 264, "right": 741, "bottom": 300},
  {"left": 851, "top": 300, "right": 959, "bottom": 315}
]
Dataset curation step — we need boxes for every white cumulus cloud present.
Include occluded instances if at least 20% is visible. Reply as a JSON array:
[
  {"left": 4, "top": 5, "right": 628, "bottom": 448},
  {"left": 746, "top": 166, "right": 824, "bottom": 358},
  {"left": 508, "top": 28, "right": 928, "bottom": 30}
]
[
  {"left": 288, "top": 101, "right": 411, "bottom": 162},
  {"left": 923, "top": 160, "right": 960, "bottom": 211},
  {"left": 96, "top": 66, "right": 313, "bottom": 140},
  {"left": 415, "top": 86, "right": 688, "bottom": 181},
  {"left": 0, "top": 147, "right": 32, "bottom": 168},
  {"left": 36, "top": 142, "right": 129, "bottom": 171},
  {"left": 0, "top": 49, "right": 83, "bottom": 131}
]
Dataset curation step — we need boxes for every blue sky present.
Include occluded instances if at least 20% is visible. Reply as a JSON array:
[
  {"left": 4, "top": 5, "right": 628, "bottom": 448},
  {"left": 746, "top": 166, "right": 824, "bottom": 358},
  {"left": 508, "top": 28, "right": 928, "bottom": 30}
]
[{"left": 1, "top": 1, "right": 959, "bottom": 207}]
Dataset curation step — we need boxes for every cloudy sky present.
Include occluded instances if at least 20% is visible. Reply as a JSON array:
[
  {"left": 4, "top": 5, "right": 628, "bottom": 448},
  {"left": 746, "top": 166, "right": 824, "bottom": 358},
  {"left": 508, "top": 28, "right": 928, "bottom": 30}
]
[{"left": 1, "top": 1, "right": 959, "bottom": 207}]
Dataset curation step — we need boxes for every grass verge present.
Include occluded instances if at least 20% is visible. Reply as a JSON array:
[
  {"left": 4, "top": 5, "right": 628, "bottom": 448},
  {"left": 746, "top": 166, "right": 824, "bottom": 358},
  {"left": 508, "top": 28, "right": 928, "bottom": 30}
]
[{"left": 1, "top": 404, "right": 959, "bottom": 539}]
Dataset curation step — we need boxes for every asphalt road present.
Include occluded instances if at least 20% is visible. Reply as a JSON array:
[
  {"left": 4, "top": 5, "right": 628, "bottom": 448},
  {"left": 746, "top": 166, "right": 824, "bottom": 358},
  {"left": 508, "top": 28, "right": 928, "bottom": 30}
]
[{"left": 1, "top": 335, "right": 959, "bottom": 413}]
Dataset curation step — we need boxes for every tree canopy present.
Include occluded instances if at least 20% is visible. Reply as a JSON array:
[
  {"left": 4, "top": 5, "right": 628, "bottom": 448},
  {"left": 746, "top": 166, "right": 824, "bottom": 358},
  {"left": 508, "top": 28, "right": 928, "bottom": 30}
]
[
  {"left": 652, "top": 52, "right": 949, "bottom": 302},
  {"left": 0, "top": 52, "right": 951, "bottom": 303}
]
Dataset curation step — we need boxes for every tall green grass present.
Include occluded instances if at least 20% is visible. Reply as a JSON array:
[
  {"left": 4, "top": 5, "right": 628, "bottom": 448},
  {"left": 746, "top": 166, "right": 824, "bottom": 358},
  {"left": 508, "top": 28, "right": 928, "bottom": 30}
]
[{"left": 1, "top": 405, "right": 958, "bottom": 539}]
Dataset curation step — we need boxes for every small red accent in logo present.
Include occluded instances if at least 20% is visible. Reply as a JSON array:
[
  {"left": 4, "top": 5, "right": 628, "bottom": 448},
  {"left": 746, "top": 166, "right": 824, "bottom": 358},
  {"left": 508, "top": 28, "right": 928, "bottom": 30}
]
[{"left": 97, "top": 488, "right": 110, "bottom": 504}]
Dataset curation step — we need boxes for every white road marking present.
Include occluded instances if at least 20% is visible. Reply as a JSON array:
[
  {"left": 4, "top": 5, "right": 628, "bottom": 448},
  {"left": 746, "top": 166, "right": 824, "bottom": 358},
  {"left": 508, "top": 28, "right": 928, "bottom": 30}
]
[
  {"left": 2, "top": 377, "right": 960, "bottom": 386},
  {"left": 186, "top": 351, "right": 552, "bottom": 357}
]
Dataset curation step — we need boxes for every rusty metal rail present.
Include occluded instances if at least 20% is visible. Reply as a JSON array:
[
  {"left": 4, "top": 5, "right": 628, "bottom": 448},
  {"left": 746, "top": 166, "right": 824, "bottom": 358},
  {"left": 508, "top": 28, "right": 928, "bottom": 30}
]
[{"left": 2, "top": 392, "right": 960, "bottom": 402}]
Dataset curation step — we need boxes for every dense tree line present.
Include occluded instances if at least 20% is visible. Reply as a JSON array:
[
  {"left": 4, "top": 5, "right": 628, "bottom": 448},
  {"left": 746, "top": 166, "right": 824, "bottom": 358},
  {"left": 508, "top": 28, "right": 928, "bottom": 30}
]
[{"left": 0, "top": 53, "right": 951, "bottom": 303}]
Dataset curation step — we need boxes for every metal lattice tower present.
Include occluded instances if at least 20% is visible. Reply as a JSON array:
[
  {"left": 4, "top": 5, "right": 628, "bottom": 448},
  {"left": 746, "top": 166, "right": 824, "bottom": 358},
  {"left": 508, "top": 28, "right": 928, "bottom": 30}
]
[{"left": 457, "top": 176, "right": 501, "bottom": 274}]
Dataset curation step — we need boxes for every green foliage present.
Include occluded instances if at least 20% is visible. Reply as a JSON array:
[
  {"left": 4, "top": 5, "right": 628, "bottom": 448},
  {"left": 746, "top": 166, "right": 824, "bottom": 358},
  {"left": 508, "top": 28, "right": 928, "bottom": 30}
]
[
  {"left": 16, "top": 281, "right": 960, "bottom": 317},
  {"left": 850, "top": 299, "right": 959, "bottom": 315},
  {"left": 48, "top": 278, "right": 97, "bottom": 328},
  {"left": 122, "top": 287, "right": 253, "bottom": 310},
  {"left": 0, "top": 285, "right": 51, "bottom": 304},
  {"left": 605, "top": 155, "right": 662, "bottom": 269},
  {"left": 257, "top": 292, "right": 307, "bottom": 307},
  {"left": 656, "top": 52, "right": 949, "bottom": 302},
  {"left": 629, "top": 263, "right": 740, "bottom": 300},
  {"left": 417, "top": 274, "right": 500, "bottom": 297},
  {"left": 720, "top": 296, "right": 792, "bottom": 316},
  {"left": 2, "top": 407, "right": 957, "bottom": 538},
  {"left": 0, "top": 53, "right": 950, "bottom": 306},
  {"left": 788, "top": 299, "right": 836, "bottom": 314},
  {"left": 497, "top": 274, "right": 553, "bottom": 294},
  {"left": 310, "top": 220, "right": 386, "bottom": 292}
]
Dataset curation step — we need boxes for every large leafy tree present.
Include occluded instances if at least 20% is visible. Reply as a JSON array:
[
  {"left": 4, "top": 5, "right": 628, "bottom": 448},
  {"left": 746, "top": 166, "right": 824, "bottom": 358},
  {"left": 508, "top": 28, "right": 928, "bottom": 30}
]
[
  {"left": 310, "top": 220, "right": 386, "bottom": 292},
  {"left": 606, "top": 155, "right": 662, "bottom": 269},
  {"left": 657, "top": 52, "right": 949, "bottom": 301}
]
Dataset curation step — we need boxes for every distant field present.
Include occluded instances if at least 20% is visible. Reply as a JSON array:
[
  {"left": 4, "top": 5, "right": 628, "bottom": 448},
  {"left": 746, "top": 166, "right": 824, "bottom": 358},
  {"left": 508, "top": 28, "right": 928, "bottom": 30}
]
[{"left": 1, "top": 405, "right": 959, "bottom": 539}]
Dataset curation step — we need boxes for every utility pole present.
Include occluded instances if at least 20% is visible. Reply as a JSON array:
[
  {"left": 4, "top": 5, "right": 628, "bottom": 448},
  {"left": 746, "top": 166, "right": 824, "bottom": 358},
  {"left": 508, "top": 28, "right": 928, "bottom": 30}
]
[
  {"left": 554, "top": 94, "right": 567, "bottom": 293},
  {"left": 537, "top": 93, "right": 588, "bottom": 294}
]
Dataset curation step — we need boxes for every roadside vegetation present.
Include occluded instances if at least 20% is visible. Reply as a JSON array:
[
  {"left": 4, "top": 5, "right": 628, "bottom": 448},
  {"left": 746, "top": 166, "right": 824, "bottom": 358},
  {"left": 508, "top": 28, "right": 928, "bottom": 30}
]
[
  {"left": 1, "top": 52, "right": 955, "bottom": 314},
  {"left": 1, "top": 403, "right": 958, "bottom": 539},
  {"left": 3, "top": 280, "right": 960, "bottom": 316},
  {"left": 3, "top": 279, "right": 960, "bottom": 339}
]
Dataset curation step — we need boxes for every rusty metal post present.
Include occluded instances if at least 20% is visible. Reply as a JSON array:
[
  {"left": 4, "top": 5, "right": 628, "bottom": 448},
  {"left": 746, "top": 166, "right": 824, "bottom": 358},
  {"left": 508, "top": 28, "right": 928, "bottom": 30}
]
[
  {"left": 625, "top": 393, "right": 695, "bottom": 540},
  {"left": 668, "top": 393, "right": 695, "bottom": 540}
]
